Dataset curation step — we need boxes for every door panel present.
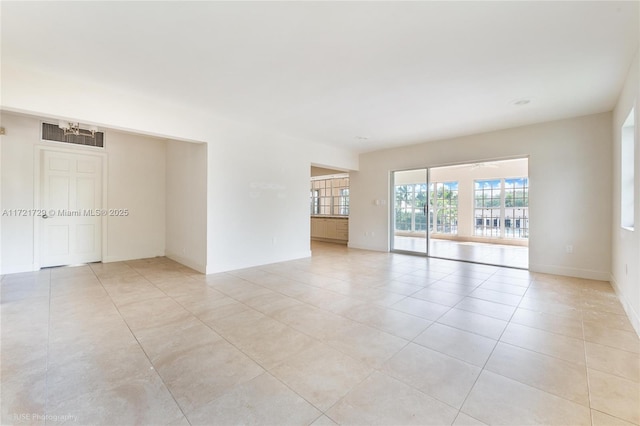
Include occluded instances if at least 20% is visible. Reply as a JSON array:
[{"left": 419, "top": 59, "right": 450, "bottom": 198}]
[
  {"left": 392, "top": 169, "right": 428, "bottom": 254},
  {"left": 49, "top": 176, "right": 70, "bottom": 210},
  {"left": 76, "top": 224, "right": 96, "bottom": 253},
  {"left": 41, "top": 150, "right": 102, "bottom": 267},
  {"left": 76, "top": 159, "right": 96, "bottom": 173},
  {"left": 76, "top": 178, "right": 96, "bottom": 209},
  {"left": 49, "top": 157, "right": 70, "bottom": 171},
  {"left": 48, "top": 226, "right": 69, "bottom": 256}
]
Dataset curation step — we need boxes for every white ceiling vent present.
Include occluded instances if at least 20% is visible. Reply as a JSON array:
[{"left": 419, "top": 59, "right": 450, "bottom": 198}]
[{"left": 42, "top": 122, "right": 104, "bottom": 148}]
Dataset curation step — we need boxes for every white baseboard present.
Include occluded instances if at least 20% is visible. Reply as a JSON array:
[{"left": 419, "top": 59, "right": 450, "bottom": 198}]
[
  {"left": 165, "top": 250, "right": 206, "bottom": 274},
  {"left": 528, "top": 263, "right": 610, "bottom": 281},
  {"left": 102, "top": 252, "right": 166, "bottom": 264},
  {"left": 101, "top": 256, "right": 124, "bottom": 263},
  {"left": 205, "top": 250, "right": 312, "bottom": 275},
  {"left": 0, "top": 263, "right": 39, "bottom": 275},
  {"left": 610, "top": 273, "right": 640, "bottom": 338},
  {"left": 347, "top": 242, "right": 388, "bottom": 252}
]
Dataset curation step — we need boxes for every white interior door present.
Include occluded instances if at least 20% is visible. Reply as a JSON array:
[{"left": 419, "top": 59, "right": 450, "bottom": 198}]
[{"left": 41, "top": 150, "right": 103, "bottom": 267}]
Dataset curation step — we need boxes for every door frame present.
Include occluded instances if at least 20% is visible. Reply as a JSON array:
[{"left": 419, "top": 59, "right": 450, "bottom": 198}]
[
  {"left": 33, "top": 144, "right": 108, "bottom": 269},
  {"left": 389, "top": 155, "right": 530, "bottom": 267},
  {"left": 390, "top": 167, "right": 430, "bottom": 256}
]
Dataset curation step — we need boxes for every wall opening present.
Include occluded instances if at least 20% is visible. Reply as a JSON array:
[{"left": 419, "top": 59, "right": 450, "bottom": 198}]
[
  {"left": 391, "top": 158, "right": 529, "bottom": 269},
  {"left": 310, "top": 166, "right": 350, "bottom": 245}
]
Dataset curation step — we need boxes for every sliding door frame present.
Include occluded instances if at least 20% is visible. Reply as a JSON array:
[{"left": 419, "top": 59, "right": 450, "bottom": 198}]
[
  {"left": 389, "top": 156, "right": 530, "bottom": 269},
  {"left": 390, "top": 167, "right": 430, "bottom": 256}
]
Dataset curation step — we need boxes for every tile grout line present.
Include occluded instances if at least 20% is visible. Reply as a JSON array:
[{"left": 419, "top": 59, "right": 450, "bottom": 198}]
[
  {"left": 44, "top": 268, "right": 52, "bottom": 425},
  {"left": 463, "top": 272, "right": 605, "bottom": 418},
  {"left": 144, "top": 272, "right": 333, "bottom": 421},
  {"left": 199, "top": 265, "right": 470, "bottom": 422},
  {"left": 326, "top": 261, "right": 497, "bottom": 424},
  {"left": 450, "top": 267, "right": 529, "bottom": 424},
  {"left": 22, "top": 247, "right": 635, "bottom": 425},
  {"left": 581, "top": 284, "right": 595, "bottom": 426},
  {"left": 92, "top": 263, "right": 193, "bottom": 426}
]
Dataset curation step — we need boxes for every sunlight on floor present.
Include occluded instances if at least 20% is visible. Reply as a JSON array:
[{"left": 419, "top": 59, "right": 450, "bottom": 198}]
[{"left": 393, "top": 237, "right": 528, "bottom": 269}]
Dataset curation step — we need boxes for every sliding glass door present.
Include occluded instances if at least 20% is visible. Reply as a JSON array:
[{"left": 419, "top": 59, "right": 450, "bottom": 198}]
[
  {"left": 392, "top": 169, "right": 428, "bottom": 254},
  {"left": 391, "top": 159, "right": 529, "bottom": 268}
]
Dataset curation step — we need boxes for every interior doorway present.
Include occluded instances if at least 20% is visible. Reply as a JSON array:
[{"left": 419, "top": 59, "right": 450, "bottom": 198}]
[
  {"left": 391, "top": 158, "right": 529, "bottom": 269},
  {"left": 309, "top": 165, "right": 350, "bottom": 246}
]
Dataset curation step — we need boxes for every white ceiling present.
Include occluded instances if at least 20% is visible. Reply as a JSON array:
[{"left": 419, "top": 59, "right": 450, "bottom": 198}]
[{"left": 2, "top": 1, "right": 638, "bottom": 153}]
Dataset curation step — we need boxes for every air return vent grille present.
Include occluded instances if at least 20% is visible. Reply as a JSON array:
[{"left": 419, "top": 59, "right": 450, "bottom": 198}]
[{"left": 42, "top": 123, "right": 104, "bottom": 148}]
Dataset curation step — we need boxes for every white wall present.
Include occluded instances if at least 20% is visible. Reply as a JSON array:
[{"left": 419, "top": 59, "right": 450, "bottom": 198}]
[
  {"left": 0, "top": 111, "right": 358, "bottom": 276},
  {"left": 1, "top": 63, "right": 360, "bottom": 172},
  {"left": 206, "top": 129, "right": 313, "bottom": 273},
  {"left": 350, "top": 112, "right": 612, "bottom": 280},
  {"left": 1, "top": 65, "right": 359, "bottom": 275},
  {"left": 611, "top": 50, "right": 640, "bottom": 335},
  {"left": 0, "top": 122, "right": 2, "bottom": 274},
  {"left": 0, "top": 112, "right": 167, "bottom": 273},
  {"left": 104, "top": 130, "right": 166, "bottom": 262},
  {"left": 165, "top": 140, "right": 208, "bottom": 273},
  {"left": 0, "top": 113, "right": 40, "bottom": 273}
]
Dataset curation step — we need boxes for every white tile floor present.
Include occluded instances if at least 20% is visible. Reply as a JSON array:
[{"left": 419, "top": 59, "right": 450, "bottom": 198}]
[
  {"left": 393, "top": 236, "right": 528, "bottom": 269},
  {"left": 1, "top": 241, "right": 638, "bottom": 425}
]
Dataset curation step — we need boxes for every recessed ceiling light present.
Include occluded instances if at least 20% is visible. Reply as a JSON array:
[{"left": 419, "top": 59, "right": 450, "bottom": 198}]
[
  {"left": 511, "top": 98, "right": 532, "bottom": 106},
  {"left": 355, "top": 136, "right": 370, "bottom": 140}
]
